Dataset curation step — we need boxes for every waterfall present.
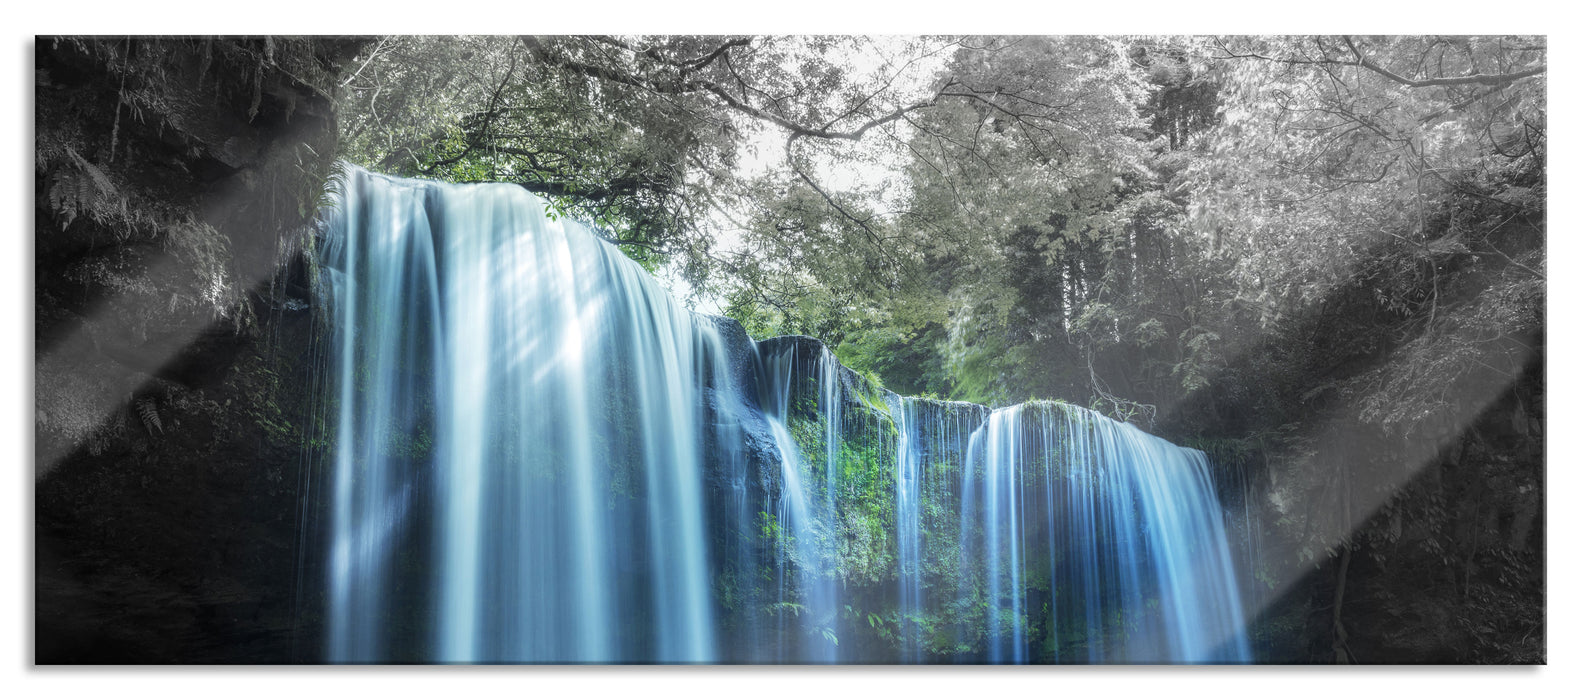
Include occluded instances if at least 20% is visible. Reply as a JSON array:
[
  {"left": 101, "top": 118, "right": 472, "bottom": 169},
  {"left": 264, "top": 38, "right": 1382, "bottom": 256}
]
[
  {"left": 956, "top": 403, "right": 1253, "bottom": 663},
  {"left": 891, "top": 397, "right": 985, "bottom": 662},
  {"left": 310, "top": 165, "right": 1255, "bottom": 664},
  {"left": 756, "top": 344, "right": 840, "bottom": 662},
  {"left": 894, "top": 399, "right": 921, "bottom": 661},
  {"left": 817, "top": 347, "right": 844, "bottom": 656},
  {"left": 316, "top": 166, "right": 719, "bottom": 663}
]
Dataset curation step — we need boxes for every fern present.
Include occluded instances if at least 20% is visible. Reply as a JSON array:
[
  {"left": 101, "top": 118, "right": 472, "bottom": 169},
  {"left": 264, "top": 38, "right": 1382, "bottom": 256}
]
[
  {"left": 47, "top": 148, "right": 124, "bottom": 231},
  {"left": 164, "top": 217, "right": 239, "bottom": 318},
  {"left": 136, "top": 396, "right": 162, "bottom": 435},
  {"left": 305, "top": 156, "right": 347, "bottom": 217}
]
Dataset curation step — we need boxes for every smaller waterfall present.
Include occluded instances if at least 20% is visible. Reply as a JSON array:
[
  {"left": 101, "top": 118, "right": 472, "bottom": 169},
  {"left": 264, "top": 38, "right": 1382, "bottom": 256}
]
[
  {"left": 817, "top": 348, "right": 844, "bottom": 654},
  {"left": 757, "top": 345, "right": 840, "bottom": 663},
  {"left": 957, "top": 403, "right": 1253, "bottom": 663},
  {"left": 891, "top": 397, "right": 986, "bottom": 662},
  {"left": 968, "top": 408, "right": 1029, "bottom": 663},
  {"left": 893, "top": 399, "right": 922, "bottom": 662}
]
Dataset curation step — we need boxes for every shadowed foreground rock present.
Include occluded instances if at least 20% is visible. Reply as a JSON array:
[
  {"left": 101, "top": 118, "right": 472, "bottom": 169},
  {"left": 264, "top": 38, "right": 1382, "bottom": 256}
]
[{"left": 35, "top": 36, "right": 362, "bottom": 663}]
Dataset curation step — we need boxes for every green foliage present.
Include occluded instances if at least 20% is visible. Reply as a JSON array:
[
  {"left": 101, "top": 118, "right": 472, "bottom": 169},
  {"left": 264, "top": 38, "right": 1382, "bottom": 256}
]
[
  {"left": 46, "top": 147, "right": 129, "bottom": 232},
  {"left": 339, "top": 36, "right": 768, "bottom": 284},
  {"left": 321, "top": 37, "right": 1545, "bottom": 660},
  {"left": 1188, "top": 36, "right": 1545, "bottom": 322}
]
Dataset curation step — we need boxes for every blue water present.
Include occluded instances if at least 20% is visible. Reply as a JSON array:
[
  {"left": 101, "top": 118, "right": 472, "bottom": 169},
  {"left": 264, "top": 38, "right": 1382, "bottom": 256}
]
[
  {"left": 890, "top": 397, "right": 985, "bottom": 662},
  {"left": 318, "top": 166, "right": 719, "bottom": 663},
  {"left": 755, "top": 343, "right": 848, "bottom": 662},
  {"left": 313, "top": 166, "right": 1254, "bottom": 664},
  {"left": 957, "top": 404, "right": 1253, "bottom": 663}
]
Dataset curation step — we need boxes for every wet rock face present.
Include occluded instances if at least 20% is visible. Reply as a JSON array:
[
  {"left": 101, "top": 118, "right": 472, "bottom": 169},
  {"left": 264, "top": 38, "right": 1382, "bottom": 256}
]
[
  {"left": 1345, "top": 379, "right": 1545, "bottom": 664},
  {"left": 34, "top": 37, "right": 1542, "bottom": 666},
  {"left": 35, "top": 37, "right": 363, "bottom": 664},
  {"left": 35, "top": 37, "right": 359, "bottom": 476}
]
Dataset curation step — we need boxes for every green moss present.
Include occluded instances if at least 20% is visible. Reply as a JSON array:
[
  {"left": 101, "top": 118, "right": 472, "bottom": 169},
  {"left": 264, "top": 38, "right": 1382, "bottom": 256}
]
[{"left": 852, "top": 370, "right": 893, "bottom": 417}]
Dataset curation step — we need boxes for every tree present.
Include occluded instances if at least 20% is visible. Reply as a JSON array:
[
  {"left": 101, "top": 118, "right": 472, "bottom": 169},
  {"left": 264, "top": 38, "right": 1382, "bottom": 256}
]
[
  {"left": 1188, "top": 36, "right": 1544, "bottom": 320},
  {"left": 726, "top": 36, "right": 1159, "bottom": 405},
  {"left": 339, "top": 35, "right": 960, "bottom": 285}
]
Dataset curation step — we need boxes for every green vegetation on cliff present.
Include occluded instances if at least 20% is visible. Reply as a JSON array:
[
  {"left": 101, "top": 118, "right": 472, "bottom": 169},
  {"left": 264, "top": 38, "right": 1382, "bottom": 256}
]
[{"left": 33, "top": 34, "right": 1545, "bottom": 664}]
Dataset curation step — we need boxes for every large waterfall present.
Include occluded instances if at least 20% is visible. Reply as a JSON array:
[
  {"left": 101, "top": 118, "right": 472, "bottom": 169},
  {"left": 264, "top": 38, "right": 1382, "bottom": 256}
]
[{"left": 309, "top": 166, "right": 1254, "bottom": 664}]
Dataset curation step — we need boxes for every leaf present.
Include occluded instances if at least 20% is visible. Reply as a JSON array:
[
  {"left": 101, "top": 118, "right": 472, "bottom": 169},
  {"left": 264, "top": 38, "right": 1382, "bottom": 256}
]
[{"left": 136, "top": 396, "right": 162, "bottom": 435}]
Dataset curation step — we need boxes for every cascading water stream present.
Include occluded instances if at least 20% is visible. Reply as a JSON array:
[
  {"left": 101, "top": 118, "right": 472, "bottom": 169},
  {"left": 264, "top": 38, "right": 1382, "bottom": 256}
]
[
  {"left": 317, "top": 165, "right": 719, "bottom": 663},
  {"left": 957, "top": 403, "right": 1253, "bottom": 663},
  {"left": 756, "top": 345, "right": 840, "bottom": 663},
  {"left": 893, "top": 399, "right": 921, "bottom": 661},
  {"left": 311, "top": 165, "right": 1256, "bottom": 664},
  {"left": 890, "top": 397, "right": 985, "bottom": 662},
  {"left": 817, "top": 347, "right": 844, "bottom": 651}
]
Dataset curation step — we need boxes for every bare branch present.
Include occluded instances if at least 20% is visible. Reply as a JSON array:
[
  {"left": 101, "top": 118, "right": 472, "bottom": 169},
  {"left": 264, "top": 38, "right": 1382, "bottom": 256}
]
[
  {"left": 522, "top": 35, "right": 950, "bottom": 144},
  {"left": 1340, "top": 36, "right": 1545, "bottom": 89},
  {"left": 784, "top": 135, "right": 895, "bottom": 262},
  {"left": 1214, "top": 36, "right": 1545, "bottom": 90}
]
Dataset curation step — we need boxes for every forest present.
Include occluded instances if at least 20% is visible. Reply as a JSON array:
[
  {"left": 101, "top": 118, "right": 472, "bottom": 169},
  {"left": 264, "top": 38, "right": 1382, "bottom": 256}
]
[{"left": 33, "top": 35, "right": 1544, "bottom": 665}]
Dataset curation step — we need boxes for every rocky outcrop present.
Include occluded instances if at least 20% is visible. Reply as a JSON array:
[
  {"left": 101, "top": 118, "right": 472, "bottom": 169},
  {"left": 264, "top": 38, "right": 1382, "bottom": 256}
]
[
  {"left": 32, "top": 37, "right": 1540, "bottom": 665},
  {"left": 35, "top": 37, "right": 365, "bottom": 663}
]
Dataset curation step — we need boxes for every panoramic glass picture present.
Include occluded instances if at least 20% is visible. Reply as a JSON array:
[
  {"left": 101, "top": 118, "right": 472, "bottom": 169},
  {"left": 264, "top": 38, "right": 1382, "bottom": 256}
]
[{"left": 35, "top": 35, "right": 1544, "bottom": 664}]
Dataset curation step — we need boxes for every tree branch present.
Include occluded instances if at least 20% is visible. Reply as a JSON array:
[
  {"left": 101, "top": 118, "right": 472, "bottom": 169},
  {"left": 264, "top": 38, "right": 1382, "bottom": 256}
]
[
  {"left": 784, "top": 136, "right": 895, "bottom": 263},
  {"left": 1340, "top": 36, "right": 1545, "bottom": 88},
  {"left": 522, "top": 35, "right": 950, "bottom": 144}
]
